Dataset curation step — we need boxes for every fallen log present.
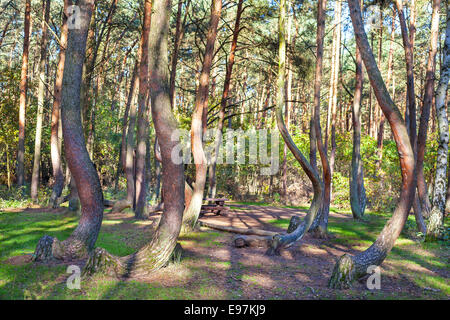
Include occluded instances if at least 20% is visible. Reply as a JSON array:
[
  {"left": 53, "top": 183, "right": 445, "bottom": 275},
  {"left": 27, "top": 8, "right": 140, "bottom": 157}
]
[
  {"left": 198, "top": 220, "right": 277, "bottom": 237},
  {"left": 233, "top": 235, "right": 271, "bottom": 248}
]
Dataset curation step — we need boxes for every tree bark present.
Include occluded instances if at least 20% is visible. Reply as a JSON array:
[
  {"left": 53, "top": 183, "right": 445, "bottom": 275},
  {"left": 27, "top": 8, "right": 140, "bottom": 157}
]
[
  {"left": 329, "top": 0, "right": 416, "bottom": 289},
  {"left": 208, "top": 0, "right": 243, "bottom": 200},
  {"left": 17, "top": 0, "right": 31, "bottom": 187},
  {"left": 84, "top": 0, "right": 185, "bottom": 277},
  {"left": 182, "top": 0, "right": 223, "bottom": 232},
  {"left": 395, "top": 0, "right": 427, "bottom": 234},
  {"left": 33, "top": 0, "right": 104, "bottom": 263},
  {"left": 310, "top": 0, "right": 331, "bottom": 238},
  {"left": 417, "top": 0, "right": 441, "bottom": 219},
  {"left": 50, "top": 0, "right": 70, "bottom": 208},
  {"left": 134, "top": 0, "right": 152, "bottom": 219},
  {"left": 269, "top": 0, "right": 323, "bottom": 255},
  {"left": 31, "top": 0, "right": 51, "bottom": 201},
  {"left": 169, "top": 0, "right": 191, "bottom": 108},
  {"left": 427, "top": 1, "right": 450, "bottom": 241},
  {"left": 350, "top": 30, "right": 366, "bottom": 220},
  {"left": 125, "top": 52, "right": 140, "bottom": 204}
]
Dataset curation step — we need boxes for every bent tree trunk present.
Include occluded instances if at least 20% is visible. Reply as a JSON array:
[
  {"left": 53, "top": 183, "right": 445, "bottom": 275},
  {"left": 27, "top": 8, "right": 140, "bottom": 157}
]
[
  {"left": 310, "top": 0, "right": 331, "bottom": 238},
  {"left": 32, "top": 0, "right": 104, "bottom": 263},
  {"left": 84, "top": 0, "right": 185, "bottom": 277},
  {"left": 350, "top": 40, "right": 366, "bottom": 220},
  {"left": 329, "top": 0, "right": 415, "bottom": 289},
  {"left": 134, "top": 0, "right": 152, "bottom": 219},
  {"left": 417, "top": 0, "right": 441, "bottom": 220},
  {"left": 395, "top": 0, "right": 427, "bottom": 234},
  {"left": 269, "top": 0, "right": 323, "bottom": 255},
  {"left": 427, "top": 2, "right": 450, "bottom": 241},
  {"left": 50, "top": 0, "right": 70, "bottom": 208},
  {"left": 181, "top": 0, "right": 222, "bottom": 233}
]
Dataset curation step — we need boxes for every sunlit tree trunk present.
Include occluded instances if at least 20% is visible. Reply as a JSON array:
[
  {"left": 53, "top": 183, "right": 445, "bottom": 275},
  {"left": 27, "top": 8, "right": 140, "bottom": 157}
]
[
  {"left": 17, "top": 0, "right": 31, "bottom": 187},
  {"left": 350, "top": 26, "right": 366, "bottom": 220},
  {"left": 427, "top": 1, "right": 450, "bottom": 241},
  {"left": 395, "top": 0, "right": 427, "bottom": 234},
  {"left": 125, "top": 52, "right": 140, "bottom": 204},
  {"left": 417, "top": 0, "right": 441, "bottom": 219},
  {"left": 310, "top": 0, "right": 331, "bottom": 238},
  {"left": 169, "top": 0, "right": 191, "bottom": 109},
  {"left": 33, "top": 0, "right": 104, "bottom": 262},
  {"left": 377, "top": 11, "right": 395, "bottom": 168},
  {"left": 134, "top": 0, "right": 152, "bottom": 219},
  {"left": 84, "top": 0, "right": 185, "bottom": 277},
  {"left": 50, "top": 0, "right": 70, "bottom": 208},
  {"left": 208, "top": 0, "right": 243, "bottom": 200},
  {"left": 182, "top": 0, "right": 222, "bottom": 232},
  {"left": 31, "top": 0, "right": 51, "bottom": 200},
  {"left": 329, "top": 0, "right": 415, "bottom": 289},
  {"left": 268, "top": 0, "right": 323, "bottom": 255},
  {"left": 329, "top": 0, "right": 342, "bottom": 201}
]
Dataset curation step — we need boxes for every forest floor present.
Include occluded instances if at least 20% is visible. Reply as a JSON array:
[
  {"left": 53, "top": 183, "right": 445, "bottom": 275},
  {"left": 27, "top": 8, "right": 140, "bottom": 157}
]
[{"left": 0, "top": 203, "right": 448, "bottom": 300}]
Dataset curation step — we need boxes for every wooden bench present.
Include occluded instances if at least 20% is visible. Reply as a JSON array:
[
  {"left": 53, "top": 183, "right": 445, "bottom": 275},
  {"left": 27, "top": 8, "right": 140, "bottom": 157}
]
[{"left": 200, "top": 198, "right": 230, "bottom": 216}]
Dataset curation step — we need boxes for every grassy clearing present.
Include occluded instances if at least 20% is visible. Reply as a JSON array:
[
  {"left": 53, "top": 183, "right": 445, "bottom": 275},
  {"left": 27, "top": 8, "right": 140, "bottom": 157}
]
[{"left": 0, "top": 206, "right": 448, "bottom": 300}]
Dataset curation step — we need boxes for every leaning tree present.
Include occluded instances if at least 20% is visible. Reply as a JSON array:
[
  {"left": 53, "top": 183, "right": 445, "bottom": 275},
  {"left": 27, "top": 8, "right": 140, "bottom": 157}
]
[
  {"left": 32, "top": 0, "right": 105, "bottom": 262},
  {"left": 328, "top": 0, "right": 416, "bottom": 289},
  {"left": 83, "top": 0, "right": 186, "bottom": 277}
]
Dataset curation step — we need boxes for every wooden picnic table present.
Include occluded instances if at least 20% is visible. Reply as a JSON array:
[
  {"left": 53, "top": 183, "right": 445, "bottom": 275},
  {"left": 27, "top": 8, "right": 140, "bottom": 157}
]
[{"left": 200, "top": 198, "right": 230, "bottom": 216}]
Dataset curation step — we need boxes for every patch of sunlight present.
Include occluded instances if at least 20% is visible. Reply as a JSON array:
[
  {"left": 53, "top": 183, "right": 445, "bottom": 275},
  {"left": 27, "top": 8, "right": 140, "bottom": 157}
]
[
  {"left": 101, "top": 220, "right": 124, "bottom": 225},
  {"left": 242, "top": 274, "right": 275, "bottom": 288},
  {"left": 131, "top": 220, "right": 154, "bottom": 226},
  {"left": 393, "top": 238, "right": 416, "bottom": 246},
  {"left": 412, "top": 274, "right": 450, "bottom": 295}
]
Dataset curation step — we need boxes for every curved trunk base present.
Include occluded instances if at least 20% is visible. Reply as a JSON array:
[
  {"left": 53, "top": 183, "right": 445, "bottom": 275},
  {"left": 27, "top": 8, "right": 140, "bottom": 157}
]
[
  {"left": 83, "top": 242, "right": 183, "bottom": 278},
  {"left": 328, "top": 254, "right": 356, "bottom": 289},
  {"left": 32, "top": 235, "right": 89, "bottom": 262}
]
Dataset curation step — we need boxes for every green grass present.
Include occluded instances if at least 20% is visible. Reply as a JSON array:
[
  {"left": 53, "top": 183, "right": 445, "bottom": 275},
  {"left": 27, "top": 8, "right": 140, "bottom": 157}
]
[
  {"left": 0, "top": 207, "right": 448, "bottom": 300},
  {"left": 267, "top": 213, "right": 449, "bottom": 296}
]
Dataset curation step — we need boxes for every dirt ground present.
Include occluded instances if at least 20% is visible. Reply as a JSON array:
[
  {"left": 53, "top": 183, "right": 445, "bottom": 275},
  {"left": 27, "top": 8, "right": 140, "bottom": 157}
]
[{"left": 3, "top": 204, "right": 448, "bottom": 299}]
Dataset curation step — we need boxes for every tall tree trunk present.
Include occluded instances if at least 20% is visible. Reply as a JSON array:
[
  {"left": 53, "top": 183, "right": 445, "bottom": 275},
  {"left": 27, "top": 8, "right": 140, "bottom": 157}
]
[
  {"left": 395, "top": 0, "right": 427, "bottom": 233},
  {"left": 208, "top": 0, "right": 243, "bottom": 200},
  {"left": 417, "top": 0, "right": 441, "bottom": 219},
  {"left": 33, "top": 0, "right": 104, "bottom": 262},
  {"left": 268, "top": 0, "right": 323, "bottom": 255},
  {"left": 350, "top": 26, "right": 366, "bottom": 220},
  {"left": 329, "top": 0, "right": 415, "bottom": 289},
  {"left": 310, "top": 0, "right": 331, "bottom": 238},
  {"left": 427, "top": 1, "right": 450, "bottom": 241},
  {"left": 125, "top": 53, "right": 140, "bottom": 204},
  {"left": 31, "top": 0, "right": 51, "bottom": 200},
  {"left": 50, "top": 0, "right": 70, "bottom": 208},
  {"left": 84, "top": 0, "right": 185, "bottom": 277},
  {"left": 134, "top": 0, "right": 152, "bottom": 219},
  {"left": 169, "top": 0, "right": 191, "bottom": 109},
  {"left": 377, "top": 11, "right": 396, "bottom": 167},
  {"left": 329, "top": 0, "right": 342, "bottom": 201},
  {"left": 17, "top": 0, "right": 31, "bottom": 187},
  {"left": 182, "top": 0, "right": 222, "bottom": 232}
]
